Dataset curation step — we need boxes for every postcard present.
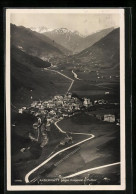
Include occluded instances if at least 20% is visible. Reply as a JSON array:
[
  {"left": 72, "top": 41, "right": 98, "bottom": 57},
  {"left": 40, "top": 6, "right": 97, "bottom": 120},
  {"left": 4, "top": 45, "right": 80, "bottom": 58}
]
[{"left": 6, "top": 8, "right": 125, "bottom": 191}]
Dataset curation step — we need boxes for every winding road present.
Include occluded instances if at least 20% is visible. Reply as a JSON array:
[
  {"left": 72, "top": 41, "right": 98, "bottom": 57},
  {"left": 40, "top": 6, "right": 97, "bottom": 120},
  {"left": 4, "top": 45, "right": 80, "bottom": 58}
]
[
  {"left": 25, "top": 68, "right": 96, "bottom": 183},
  {"left": 25, "top": 121, "right": 95, "bottom": 183},
  {"left": 24, "top": 67, "right": 120, "bottom": 184},
  {"left": 63, "top": 162, "right": 120, "bottom": 179},
  {"left": 44, "top": 68, "right": 74, "bottom": 93}
]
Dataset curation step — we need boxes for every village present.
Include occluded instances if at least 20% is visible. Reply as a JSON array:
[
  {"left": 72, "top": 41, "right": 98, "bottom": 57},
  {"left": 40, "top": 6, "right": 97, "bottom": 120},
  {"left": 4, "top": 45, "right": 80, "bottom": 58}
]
[{"left": 18, "top": 92, "right": 120, "bottom": 149}]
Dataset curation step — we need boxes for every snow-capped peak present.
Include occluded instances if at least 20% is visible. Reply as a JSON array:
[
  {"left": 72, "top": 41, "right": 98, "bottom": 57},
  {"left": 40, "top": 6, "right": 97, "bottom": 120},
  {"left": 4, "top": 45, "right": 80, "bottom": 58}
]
[
  {"left": 72, "top": 30, "right": 85, "bottom": 37},
  {"left": 55, "top": 28, "right": 71, "bottom": 34},
  {"left": 52, "top": 28, "right": 84, "bottom": 37},
  {"left": 31, "top": 26, "right": 85, "bottom": 37},
  {"left": 30, "top": 26, "right": 53, "bottom": 33}
]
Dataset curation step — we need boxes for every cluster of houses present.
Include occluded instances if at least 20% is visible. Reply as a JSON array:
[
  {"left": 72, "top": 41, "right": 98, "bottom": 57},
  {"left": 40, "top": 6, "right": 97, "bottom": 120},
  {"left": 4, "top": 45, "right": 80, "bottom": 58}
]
[
  {"left": 18, "top": 93, "right": 120, "bottom": 147},
  {"left": 18, "top": 93, "right": 84, "bottom": 147},
  {"left": 82, "top": 98, "right": 108, "bottom": 108},
  {"left": 29, "top": 93, "right": 83, "bottom": 123}
]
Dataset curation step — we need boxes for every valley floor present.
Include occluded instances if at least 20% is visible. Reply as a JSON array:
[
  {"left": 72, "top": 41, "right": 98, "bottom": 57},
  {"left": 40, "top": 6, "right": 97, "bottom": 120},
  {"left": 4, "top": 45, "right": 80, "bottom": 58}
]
[{"left": 11, "top": 66, "right": 120, "bottom": 185}]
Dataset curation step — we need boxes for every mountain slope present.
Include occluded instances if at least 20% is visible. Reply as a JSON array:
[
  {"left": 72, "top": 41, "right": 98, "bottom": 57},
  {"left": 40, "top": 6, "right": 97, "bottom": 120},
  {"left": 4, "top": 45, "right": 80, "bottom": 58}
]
[
  {"left": 75, "top": 27, "right": 114, "bottom": 53},
  {"left": 43, "top": 28, "right": 84, "bottom": 54},
  {"left": 11, "top": 46, "right": 51, "bottom": 68},
  {"left": 74, "top": 28, "right": 120, "bottom": 71},
  {"left": 43, "top": 27, "right": 114, "bottom": 54},
  {"left": 11, "top": 24, "right": 71, "bottom": 60},
  {"left": 11, "top": 46, "right": 71, "bottom": 108}
]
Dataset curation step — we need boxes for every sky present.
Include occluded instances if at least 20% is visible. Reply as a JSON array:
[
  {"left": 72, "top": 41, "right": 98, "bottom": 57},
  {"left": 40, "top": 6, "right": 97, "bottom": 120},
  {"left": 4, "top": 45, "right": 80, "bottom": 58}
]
[{"left": 11, "top": 13, "right": 120, "bottom": 36}]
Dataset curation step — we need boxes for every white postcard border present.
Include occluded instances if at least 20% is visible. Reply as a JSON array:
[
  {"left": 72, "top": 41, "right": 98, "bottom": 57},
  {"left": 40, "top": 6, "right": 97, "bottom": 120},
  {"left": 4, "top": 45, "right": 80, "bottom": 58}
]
[{"left": 6, "top": 8, "right": 125, "bottom": 191}]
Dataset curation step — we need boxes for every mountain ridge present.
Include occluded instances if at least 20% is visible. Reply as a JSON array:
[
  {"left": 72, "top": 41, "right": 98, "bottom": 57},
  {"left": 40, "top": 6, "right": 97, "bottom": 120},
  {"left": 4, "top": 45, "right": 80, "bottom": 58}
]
[
  {"left": 11, "top": 24, "right": 71, "bottom": 61},
  {"left": 11, "top": 46, "right": 70, "bottom": 108},
  {"left": 43, "top": 27, "right": 115, "bottom": 54},
  {"left": 74, "top": 28, "right": 120, "bottom": 71}
]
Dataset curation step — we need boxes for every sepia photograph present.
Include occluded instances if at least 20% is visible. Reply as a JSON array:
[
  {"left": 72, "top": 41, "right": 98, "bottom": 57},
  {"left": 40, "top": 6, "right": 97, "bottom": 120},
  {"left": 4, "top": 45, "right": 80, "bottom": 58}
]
[{"left": 6, "top": 8, "right": 125, "bottom": 191}]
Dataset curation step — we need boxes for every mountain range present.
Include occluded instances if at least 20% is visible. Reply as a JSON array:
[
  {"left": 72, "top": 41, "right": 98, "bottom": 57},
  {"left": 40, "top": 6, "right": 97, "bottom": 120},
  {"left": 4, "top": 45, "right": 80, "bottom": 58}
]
[
  {"left": 43, "top": 27, "right": 114, "bottom": 54},
  {"left": 11, "top": 24, "right": 71, "bottom": 61},
  {"left": 43, "top": 28, "right": 84, "bottom": 54},
  {"left": 11, "top": 24, "right": 120, "bottom": 107},
  {"left": 29, "top": 26, "right": 115, "bottom": 54}
]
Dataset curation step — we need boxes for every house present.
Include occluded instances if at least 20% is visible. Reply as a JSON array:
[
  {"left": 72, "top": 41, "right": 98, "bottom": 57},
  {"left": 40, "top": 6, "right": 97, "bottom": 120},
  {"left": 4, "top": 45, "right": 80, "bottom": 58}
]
[
  {"left": 18, "top": 107, "right": 27, "bottom": 114},
  {"left": 37, "top": 102, "right": 42, "bottom": 106},
  {"left": 18, "top": 108, "right": 23, "bottom": 114},
  {"left": 83, "top": 98, "right": 88, "bottom": 107},
  {"left": 20, "top": 148, "right": 26, "bottom": 153},
  {"left": 63, "top": 114, "right": 68, "bottom": 117},
  {"left": 116, "top": 118, "right": 120, "bottom": 126},
  {"left": 47, "top": 103, "right": 50, "bottom": 108},
  {"left": 72, "top": 103, "right": 76, "bottom": 107},
  {"left": 49, "top": 110, "right": 56, "bottom": 116},
  {"left": 94, "top": 100, "right": 98, "bottom": 105},
  {"left": 105, "top": 91, "right": 110, "bottom": 95},
  {"left": 59, "top": 96, "right": 63, "bottom": 100},
  {"left": 74, "top": 104, "right": 80, "bottom": 110},
  {"left": 47, "top": 118, "right": 52, "bottom": 123},
  {"left": 103, "top": 177, "right": 110, "bottom": 182},
  {"left": 98, "top": 99, "right": 105, "bottom": 104},
  {"left": 33, "top": 122, "right": 39, "bottom": 129},
  {"left": 35, "top": 112, "right": 40, "bottom": 117},
  {"left": 38, "top": 117, "right": 42, "bottom": 125},
  {"left": 31, "top": 101, "right": 38, "bottom": 107},
  {"left": 40, "top": 110, "right": 47, "bottom": 115},
  {"left": 54, "top": 95, "right": 63, "bottom": 100},
  {"left": 104, "top": 114, "right": 115, "bottom": 123},
  {"left": 67, "top": 93, "right": 72, "bottom": 99},
  {"left": 56, "top": 100, "right": 63, "bottom": 106},
  {"left": 83, "top": 98, "right": 91, "bottom": 107},
  {"left": 43, "top": 101, "right": 48, "bottom": 107}
]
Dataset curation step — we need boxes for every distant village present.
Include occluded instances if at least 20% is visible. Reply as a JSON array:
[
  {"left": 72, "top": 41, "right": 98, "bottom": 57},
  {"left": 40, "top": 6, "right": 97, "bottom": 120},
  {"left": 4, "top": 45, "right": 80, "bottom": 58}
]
[{"left": 18, "top": 92, "right": 120, "bottom": 148}]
